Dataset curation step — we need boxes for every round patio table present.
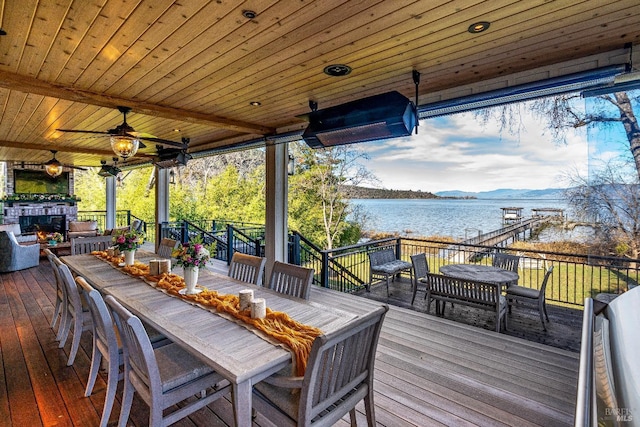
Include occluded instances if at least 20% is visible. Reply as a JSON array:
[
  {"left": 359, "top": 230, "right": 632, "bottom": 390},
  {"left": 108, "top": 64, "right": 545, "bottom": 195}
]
[{"left": 439, "top": 264, "right": 518, "bottom": 289}]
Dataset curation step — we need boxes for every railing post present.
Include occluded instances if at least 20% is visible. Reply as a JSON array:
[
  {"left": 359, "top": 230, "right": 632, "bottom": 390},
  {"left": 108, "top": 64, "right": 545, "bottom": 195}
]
[
  {"left": 226, "top": 224, "right": 234, "bottom": 264},
  {"left": 126, "top": 210, "right": 131, "bottom": 227},
  {"left": 181, "top": 220, "right": 189, "bottom": 244},
  {"left": 292, "top": 232, "right": 301, "bottom": 265},
  {"left": 253, "top": 238, "right": 260, "bottom": 256},
  {"left": 395, "top": 238, "right": 402, "bottom": 259},
  {"left": 321, "top": 250, "right": 329, "bottom": 288}
]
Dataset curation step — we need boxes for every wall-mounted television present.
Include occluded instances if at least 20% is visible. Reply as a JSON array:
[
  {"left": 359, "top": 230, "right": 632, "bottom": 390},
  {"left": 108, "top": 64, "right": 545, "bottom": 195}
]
[{"left": 13, "top": 169, "right": 70, "bottom": 194}]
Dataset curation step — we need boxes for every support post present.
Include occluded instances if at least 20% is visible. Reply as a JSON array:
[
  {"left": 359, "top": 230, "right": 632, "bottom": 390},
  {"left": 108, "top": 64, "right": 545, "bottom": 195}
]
[
  {"left": 155, "top": 168, "right": 170, "bottom": 251},
  {"left": 105, "top": 176, "right": 116, "bottom": 230},
  {"left": 265, "top": 143, "right": 288, "bottom": 281}
]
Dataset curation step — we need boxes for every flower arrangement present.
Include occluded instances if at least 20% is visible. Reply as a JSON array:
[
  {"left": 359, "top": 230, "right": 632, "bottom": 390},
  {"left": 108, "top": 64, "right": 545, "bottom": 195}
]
[
  {"left": 49, "top": 232, "right": 64, "bottom": 243},
  {"left": 172, "top": 238, "right": 213, "bottom": 269},
  {"left": 112, "top": 229, "right": 145, "bottom": 252}
]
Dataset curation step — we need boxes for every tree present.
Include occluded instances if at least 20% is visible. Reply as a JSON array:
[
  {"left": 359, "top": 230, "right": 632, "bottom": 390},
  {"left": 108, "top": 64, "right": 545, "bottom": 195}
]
[
  {"left": 477, "top": 88, "right": 640, "bottom": 257},
  {"left": 288, "top": 143, "right": 374, "bottom": 249},
  {"left": 564, "top": 159, "right": 640, "bottom": 259}
]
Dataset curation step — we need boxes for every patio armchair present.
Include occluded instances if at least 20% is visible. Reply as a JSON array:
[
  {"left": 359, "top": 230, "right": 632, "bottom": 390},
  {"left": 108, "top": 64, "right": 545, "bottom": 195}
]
[
  {"left": 368, "top": 247, "right": 413, "bottom": 297},
  {"left": 506, "top": 266, "right": 554, "bottom": 331},
  {"left": 252, "top": 304, "right": 389, "bottom": 427},
  {"left": 228, "top": 252, "right": 266, "bottom": 285},
  {"left": 0, "top": 230, "right": 40, "bottom": 273},
  {"left": 268, "top": 261, "right": 314, "bottom": 300},
  {"left": 67, "top": 220, "right": 99, "bottom": 238},
  {"left": 0, "top": 223, "right": 37, "bottom": 244}
]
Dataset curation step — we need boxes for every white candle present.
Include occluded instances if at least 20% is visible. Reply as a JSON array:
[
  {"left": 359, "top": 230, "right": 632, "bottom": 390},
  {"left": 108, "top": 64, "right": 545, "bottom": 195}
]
[
  {"left": 239, "top": 289, "right": 254, "bottom": 311},
  {"left": 159, "top": 259, "right": 171, "bottom": 274},
  {"left": 250, "top": 298, "right": 266, "bottom": 319}
]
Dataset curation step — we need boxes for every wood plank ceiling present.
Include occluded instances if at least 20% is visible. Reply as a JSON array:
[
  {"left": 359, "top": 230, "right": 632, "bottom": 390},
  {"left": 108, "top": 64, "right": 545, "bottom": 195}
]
[{"left": 0, "top": 0, "right": 639, "bottom": 168}]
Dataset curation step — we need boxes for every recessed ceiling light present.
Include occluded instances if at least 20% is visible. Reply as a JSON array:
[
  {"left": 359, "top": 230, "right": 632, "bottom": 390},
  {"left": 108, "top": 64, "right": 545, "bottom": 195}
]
[
  {"left": 249, "top": 101, "right": 261, "bottom": 106},
  {"left": 242, "top": 10, "right": 257, "bottom": 19},
  {"left": 173, "top": 129, "right": 181, "bottom": 132},
  {"left": 323, "top": 64, "right": 352, "bottom": 77},
  {"left": 468, "top": 21, "right": 490, "bottom": 33}
]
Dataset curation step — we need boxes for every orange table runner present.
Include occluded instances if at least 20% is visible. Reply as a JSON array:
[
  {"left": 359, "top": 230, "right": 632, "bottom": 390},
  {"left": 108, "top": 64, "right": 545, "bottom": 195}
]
[{"left": 92, "top": 251, "right": 321, "bottom": 375}]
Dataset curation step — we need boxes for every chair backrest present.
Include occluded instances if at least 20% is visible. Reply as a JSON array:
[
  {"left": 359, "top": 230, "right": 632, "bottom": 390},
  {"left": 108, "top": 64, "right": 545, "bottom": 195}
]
[
  {"left": 493, "top": 252, "right": 519, "bottom": 272},
  {"left": 298, "top": 305, "right": 388, "bottom": 425},
  {"left": 44, "top": 248, "right": 63, "bottom": 292},
  {"left": 410, "top": 253, "right": 429, "bottom": 280},
  {"left": 71, "top": 235, "right": 114, "bottom": 255},
  {"left": 538, "top": 266, "right": 554, "bottom": 299},
  {"left": 105, "top": 295, "right": 160, "bottom": 393},
  {"left": 228, "top": 252, "right": 266, "bottom": 285},
  {"left": 76, "top": 277, "right": 119, "bottom": 361},
  {"left": 268, "top": 261, "right": 314, "bottom": 300},
  {"left": 54, "top": 257, "right": 85, "bottom": 315},
  {"left": 157, "top": 238, "right": 178, "bottom": 259},
  {"left": 368, "top": 248, "right": 396, "bottom": 267},
  {"left": 130, "top": 219, "right": 143, "bottom": 232}
]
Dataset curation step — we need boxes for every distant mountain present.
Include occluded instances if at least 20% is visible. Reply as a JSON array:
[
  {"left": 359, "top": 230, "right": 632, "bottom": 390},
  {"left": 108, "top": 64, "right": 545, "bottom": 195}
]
[{"left": 435, "top": 188, "right": 566, "bottom": 199}]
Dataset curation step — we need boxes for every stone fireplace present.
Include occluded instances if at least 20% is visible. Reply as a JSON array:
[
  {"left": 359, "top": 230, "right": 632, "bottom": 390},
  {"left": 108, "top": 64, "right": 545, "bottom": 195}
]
[{"left": 2, "top": 162, "right": 78, "bottom": 237}]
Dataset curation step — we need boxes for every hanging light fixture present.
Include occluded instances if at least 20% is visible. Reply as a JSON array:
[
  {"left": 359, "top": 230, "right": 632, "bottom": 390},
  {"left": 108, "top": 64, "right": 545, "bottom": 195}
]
[
  {"left": 108, "top": 107, "right": 140, "bottom": 159},
  {"left": 44, "top": 151, "right": 64, "bottom": 177},
  {"left": 110, "top": 134, "right": 139, "bottom": 159}
]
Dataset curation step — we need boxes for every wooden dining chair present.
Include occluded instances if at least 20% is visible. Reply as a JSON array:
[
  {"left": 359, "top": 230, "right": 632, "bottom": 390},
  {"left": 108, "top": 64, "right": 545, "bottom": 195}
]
[
  {"left": 493, "top": 252, "right": 520, "bottom": 272},
  {"left": 228, "top": 252, "right": 266, "bottom": 285},
  {"left": 71, "top": 235, "right": 114, "bottom": 255},
  {"left": 507, "top": 266, "right": 554, "bottom": 331},
  {"left": 410, "top": 253, "right": 430, "bottom": 305},
  {"left": 54, "top": 258, "right": 93, "bottom": 365},
  {"left": 267, "top": 261, "right": 314, "bottom": 300},
  {"left": 252, "top": 304, "right": 389, "bottom": 427},
  {"left": 156, "top": 237, "right": 178, "bottom": 259},
  {"left": 44, "top": 248, "right": 65, "bottom": 335},
  {"left": 105, "top": 296, "right": 231, "bottom": 427},
  {"left": 75, "top": 277, "right": 121, "bottom": 427},
  {"left": 76, "top": 277, "right": 168, "bottom": 427}
]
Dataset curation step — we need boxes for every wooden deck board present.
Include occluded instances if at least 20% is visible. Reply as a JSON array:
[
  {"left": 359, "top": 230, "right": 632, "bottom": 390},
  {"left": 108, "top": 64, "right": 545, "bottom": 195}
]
[{"left": 0, "top": 262, "right": 579, "bottom": 426}]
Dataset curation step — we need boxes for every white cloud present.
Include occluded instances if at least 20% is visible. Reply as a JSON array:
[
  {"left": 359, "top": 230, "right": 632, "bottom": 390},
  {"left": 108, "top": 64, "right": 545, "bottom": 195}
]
[{"left": 359, "top": 108, "right": 591, "bottom": 192}]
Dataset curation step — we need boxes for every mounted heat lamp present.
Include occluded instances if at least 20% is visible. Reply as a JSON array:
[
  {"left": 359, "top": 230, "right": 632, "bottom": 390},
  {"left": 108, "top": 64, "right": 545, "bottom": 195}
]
[{"left": 302, "top": 90, "right": 417, "bottom": 148}]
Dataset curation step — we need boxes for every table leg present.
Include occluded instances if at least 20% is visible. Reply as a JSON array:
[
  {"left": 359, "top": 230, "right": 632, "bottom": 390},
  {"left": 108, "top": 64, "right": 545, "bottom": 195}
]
[{"left": 232, "top": 380, "right": 252, "bottom": 427}]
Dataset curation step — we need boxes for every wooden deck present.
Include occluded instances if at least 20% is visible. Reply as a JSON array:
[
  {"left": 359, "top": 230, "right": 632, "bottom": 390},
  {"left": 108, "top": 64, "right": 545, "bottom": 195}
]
[{"left": 0, "top": 261, "right": 579, "bottom": 426}]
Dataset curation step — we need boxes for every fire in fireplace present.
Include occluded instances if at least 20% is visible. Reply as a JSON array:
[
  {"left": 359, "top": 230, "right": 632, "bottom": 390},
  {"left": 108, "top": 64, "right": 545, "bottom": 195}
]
[{"left": 19, "top": 215, "right": 66, "bottom": 236}]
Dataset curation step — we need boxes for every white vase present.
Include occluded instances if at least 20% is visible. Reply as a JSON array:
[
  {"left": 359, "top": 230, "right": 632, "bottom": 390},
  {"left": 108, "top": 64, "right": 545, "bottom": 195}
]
[
  {"left": 124, "top": 249, "right": 136, "bottom": 266},
  {"left": 183, "top": 267, "right": 199, "bottom": 294}
]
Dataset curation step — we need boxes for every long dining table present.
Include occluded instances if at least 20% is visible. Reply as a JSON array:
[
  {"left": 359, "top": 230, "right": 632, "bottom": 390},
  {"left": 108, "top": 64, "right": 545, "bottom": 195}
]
[{"left": 61, "top": 250, "right": 383, "bottom": 427}]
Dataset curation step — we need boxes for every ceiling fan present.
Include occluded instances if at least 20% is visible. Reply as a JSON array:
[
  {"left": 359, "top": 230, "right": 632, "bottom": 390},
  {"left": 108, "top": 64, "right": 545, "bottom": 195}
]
[
  {"left": 57, "top": 106, "right": 187, "bottom": 159},
  {"left": 23, "top": 150, "right": 88, "bottom": 177},
  {"left": 97, "top": 158, "right": 122, "bottom": 177}
]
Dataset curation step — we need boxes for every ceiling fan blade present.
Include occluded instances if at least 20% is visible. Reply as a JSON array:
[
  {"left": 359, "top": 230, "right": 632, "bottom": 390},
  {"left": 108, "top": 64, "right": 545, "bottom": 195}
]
[
  {"left": 57, "top": 129, "right": 111, "bottom": 135},
  {"left": 65, "top": 164, "right": 88, "bottom": 171},
  {"left": 138, "top": 135, "right": 187, "bottom": 149}
]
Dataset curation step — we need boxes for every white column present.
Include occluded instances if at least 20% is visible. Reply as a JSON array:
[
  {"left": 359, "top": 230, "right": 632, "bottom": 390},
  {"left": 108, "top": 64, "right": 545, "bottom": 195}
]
[
  {"left": 105, "top": 176, "right": 116, "bottom": 229},
  {"left": 155, "top": 168, "right": 170, "bottom": 249},
  {"left": 265, "top": 143, "right": 288, "bottom": 280}
]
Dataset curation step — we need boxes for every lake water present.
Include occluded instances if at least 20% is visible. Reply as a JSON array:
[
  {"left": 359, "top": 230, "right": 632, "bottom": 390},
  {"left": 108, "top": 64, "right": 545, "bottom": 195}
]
[{"left": 350, "top": 198, "right": 589, "bottom": 242}]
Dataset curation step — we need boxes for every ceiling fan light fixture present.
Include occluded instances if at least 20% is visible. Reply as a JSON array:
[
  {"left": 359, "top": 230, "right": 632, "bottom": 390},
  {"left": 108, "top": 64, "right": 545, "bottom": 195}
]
[
  {"left": 45, "top": 162, "right": 64, "bottom": 178},
  {"left": 110, "top": 135, "right": 139, "bottom": 159}
]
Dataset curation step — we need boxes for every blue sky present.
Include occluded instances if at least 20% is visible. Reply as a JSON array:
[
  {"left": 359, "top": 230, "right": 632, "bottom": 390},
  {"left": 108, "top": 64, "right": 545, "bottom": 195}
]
[{"left": 356, "top": 99, "right": 632, "bottom": 193}]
